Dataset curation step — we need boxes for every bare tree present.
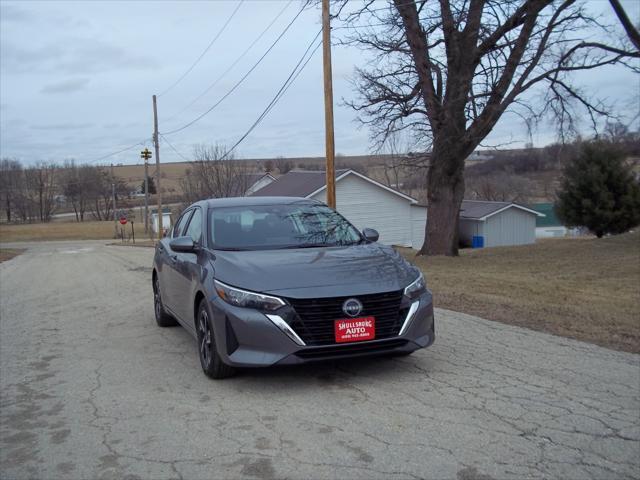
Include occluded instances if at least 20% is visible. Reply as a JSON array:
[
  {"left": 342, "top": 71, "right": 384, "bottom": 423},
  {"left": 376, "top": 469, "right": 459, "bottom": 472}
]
[
  {"left": 23, "top": 162, "right": 58, "bottom": 222},
  {"left": 381, "top": 132, "right": 405, "bottom": 189},
  {"left": 61, "top": 160, "right": 99, "bottom": 222},
  {"left": 0, "top": 158, "right": 23, "bottom": 222},
  {"left": 379, "top": 131, "right": 430, "bottom": 199},
  {"left": 274, "top": 156, "right": 293, "bottom": 174},
  {"left": 263, "top": 159, "right": 275, "bottom": 173},
  {"left": 467, "top": 172, "right": 534, "bottom": 202},
  {"left": 338, "top": 0, "right": 639, "bottom": 255},
  {"left": 609, "top": 0, "right": 640, "bottom": 51},
  {"left": 181, "top": 144, "right": 253, "bottom": 205},
  {"left": 86, "top": 167, "right": 125, "bottom": 221}
]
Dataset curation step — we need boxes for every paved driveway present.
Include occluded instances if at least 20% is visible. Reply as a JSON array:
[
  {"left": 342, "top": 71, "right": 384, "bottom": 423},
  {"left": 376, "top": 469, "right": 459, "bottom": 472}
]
[{"left": 1, "top": 241, "right": 638, "bottom": 480}]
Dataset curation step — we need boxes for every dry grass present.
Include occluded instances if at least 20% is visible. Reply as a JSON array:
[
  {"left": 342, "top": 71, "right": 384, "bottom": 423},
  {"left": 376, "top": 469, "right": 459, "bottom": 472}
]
[
  {"left": 0, "top": 221, "right": 120, "bottom": 242},
  {"left": 399, "top": 232, "right": 640, "bottom": 353},
  {"left": 0, "top": 248, "right": 25, "bottom": 262}
]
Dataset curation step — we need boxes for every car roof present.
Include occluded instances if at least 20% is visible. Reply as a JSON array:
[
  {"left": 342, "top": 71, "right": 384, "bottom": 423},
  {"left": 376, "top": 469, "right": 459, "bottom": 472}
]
[{"left": 199, "top": 196, "right": 321, "bottom": 209}]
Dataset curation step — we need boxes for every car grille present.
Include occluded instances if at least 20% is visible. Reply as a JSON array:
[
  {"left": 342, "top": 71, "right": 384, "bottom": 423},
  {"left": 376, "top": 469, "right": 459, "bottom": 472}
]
[{"left": 286, "top": 290, "right": 406, "bottom": 346}]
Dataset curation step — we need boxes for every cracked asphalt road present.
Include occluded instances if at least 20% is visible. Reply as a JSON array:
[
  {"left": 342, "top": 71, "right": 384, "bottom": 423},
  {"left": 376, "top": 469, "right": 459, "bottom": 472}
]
[{"left": 1, "top": 241, "right": 639, "bottom": 480}]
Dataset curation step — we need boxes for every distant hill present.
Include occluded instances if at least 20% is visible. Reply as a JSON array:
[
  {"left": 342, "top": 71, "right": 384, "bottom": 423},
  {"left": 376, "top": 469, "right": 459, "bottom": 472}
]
[{"left": 112, "top": 142, "right": 638, "bottom": 205}]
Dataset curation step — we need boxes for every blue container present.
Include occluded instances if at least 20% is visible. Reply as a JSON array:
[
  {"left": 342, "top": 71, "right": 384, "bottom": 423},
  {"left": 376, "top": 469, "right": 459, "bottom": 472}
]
[{"left": 472, "top": 236, "right": 484, "bottom": 248}]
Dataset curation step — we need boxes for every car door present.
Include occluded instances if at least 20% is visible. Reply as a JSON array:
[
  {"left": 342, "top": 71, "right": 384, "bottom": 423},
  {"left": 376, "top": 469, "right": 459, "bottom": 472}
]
[
  {"left": 161, "top": 208, "right": 193, "bottom": 315},
  {"left": 172, "top": 207, "right": 203, "bottom": 323}
]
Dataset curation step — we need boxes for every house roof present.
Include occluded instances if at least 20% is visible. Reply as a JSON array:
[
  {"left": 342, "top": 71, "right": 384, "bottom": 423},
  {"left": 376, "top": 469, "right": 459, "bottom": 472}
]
[
  {"left": 251, "top": 170, "right": 349, "bottom": 197},
  {"left": 244, "top": 172, "right": 275, "bottom": 185},
  {"left": 460, "top": 200, "right": 544, "bottom": 221},
  {"left": 229, "top": 172, "right": 275, "bottom": 193},
  {"left": 528, "top": 203, "right": 563, "bottom": 227},
  {"left": 251, "top": 169, "right": 417, "bottom": 203}
]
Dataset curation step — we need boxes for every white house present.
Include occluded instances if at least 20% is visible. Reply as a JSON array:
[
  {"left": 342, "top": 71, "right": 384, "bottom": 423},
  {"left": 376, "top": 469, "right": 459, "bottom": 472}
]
[
  {"left": 459, "top": 200, "right": 544, "bottom": 247},
  {"left": 252, "top": 169, "right": 427, "bottom": 248}
]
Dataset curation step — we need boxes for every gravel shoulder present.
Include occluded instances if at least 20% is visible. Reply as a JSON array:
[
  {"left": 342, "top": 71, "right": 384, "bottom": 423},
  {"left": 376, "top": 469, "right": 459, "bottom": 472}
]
[{"left": 1, "top": 241, "right": 638, "bottom": 480}]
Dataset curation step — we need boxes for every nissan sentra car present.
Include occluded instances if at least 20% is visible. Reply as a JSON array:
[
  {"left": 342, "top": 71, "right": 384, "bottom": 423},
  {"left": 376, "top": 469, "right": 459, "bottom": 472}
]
[{"left": 152, "top": 197, "right": 434, "bottom": 379}]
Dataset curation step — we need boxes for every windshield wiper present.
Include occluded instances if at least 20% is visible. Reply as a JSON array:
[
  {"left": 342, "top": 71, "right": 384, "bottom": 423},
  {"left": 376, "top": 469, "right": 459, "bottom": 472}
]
[{"left": 279, "top": 243, "right": 328, "bottom": 249}]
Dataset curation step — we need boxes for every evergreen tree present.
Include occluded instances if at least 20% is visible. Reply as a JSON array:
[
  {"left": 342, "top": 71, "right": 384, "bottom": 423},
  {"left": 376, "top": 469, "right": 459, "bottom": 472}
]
[{"left": 557, "top": 141, "right": 640, "bottom": 238}]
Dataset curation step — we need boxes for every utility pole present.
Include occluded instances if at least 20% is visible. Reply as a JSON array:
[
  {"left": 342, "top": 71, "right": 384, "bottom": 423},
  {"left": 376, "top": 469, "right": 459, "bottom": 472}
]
[
  {"left": 152, "top": 95, "right": 163, "bottom": 240},
  {"left": 140, "top": 148, "right": 152, "bottom": 234},
  {"left": 111, "top": 163, "right": 117, "bottom": 237},
  {"left": 322, "top": 0, "right": 336, "bottom": 209}
]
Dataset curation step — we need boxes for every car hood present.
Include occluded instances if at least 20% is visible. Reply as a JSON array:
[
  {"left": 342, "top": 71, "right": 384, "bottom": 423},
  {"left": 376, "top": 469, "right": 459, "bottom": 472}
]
[{"left": 212, "top": 243, "right": 419, "bottom": 298}]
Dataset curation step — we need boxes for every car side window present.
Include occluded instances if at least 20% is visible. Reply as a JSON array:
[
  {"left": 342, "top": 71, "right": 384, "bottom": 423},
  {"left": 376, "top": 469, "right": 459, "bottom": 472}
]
[
  {"left": 172, "top": 210, "right": 193, "bottom": 238},
  {"left": 185, "top": 208, "right": 202, "bottom": 244}
]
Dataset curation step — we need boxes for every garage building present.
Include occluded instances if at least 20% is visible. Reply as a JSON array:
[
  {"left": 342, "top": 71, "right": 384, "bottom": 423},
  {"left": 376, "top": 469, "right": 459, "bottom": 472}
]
[{"left": 459, "top": 200, "right": 544, "bottom": 248}]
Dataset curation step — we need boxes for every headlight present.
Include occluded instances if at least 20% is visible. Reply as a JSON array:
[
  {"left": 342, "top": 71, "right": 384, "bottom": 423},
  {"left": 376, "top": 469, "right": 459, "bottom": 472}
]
[
  {"left": 214, "top": 280, "right": 286, "bottom": 311},
  {"left": 404, "top": 272, "right": 426, "bottom": 301}
]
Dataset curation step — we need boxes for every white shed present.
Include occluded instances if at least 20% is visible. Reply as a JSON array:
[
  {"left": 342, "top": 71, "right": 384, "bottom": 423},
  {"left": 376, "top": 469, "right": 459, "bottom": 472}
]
[
  {"left": 458, "top": 200, "right": 544, "bottom": 248},
  {"left": 150, "top": 207, "right": 172, "bottom": 236},
  {"left": 251, "top": 169, "right": 427, "bottom": 248}
]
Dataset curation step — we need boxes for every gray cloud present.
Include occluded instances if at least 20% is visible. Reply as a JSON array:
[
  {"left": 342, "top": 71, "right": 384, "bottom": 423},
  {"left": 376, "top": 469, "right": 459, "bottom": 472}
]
[
  {"left": 1, "top": 0, "right": 638, "bottom": 165},
  {"left": 1, "top": 38, "right": 158, "bottom": 75},
  {"left": 40, "top": 78, "right": 90, "bottom": 95},
  {"left": 32, "top": 122, "right": 94, "bottom": 131},
  {"left": 0, "top": 4, "right": 33, "bottom": 23}
]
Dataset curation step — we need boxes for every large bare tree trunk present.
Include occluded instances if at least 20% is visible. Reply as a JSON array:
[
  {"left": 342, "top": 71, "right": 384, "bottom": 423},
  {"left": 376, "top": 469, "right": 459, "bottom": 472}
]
[{"left": 419, "top": 142, "right": 466, "bottom": 256}]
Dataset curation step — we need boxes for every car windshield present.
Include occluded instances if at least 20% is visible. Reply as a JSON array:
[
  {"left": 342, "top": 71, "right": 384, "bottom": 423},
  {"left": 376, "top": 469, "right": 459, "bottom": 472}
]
[{"left": 208, "top": 203, "right": 362, "bottom": 250}]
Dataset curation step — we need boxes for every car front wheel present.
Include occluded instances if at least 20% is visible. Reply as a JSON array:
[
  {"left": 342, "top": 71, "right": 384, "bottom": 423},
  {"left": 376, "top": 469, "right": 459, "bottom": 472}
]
[
  {"left": 153, "top": 277, "right": 178, "bottom": 327},
  {"left": 196, "top": 300, "right": 236, "bottom": 379}
]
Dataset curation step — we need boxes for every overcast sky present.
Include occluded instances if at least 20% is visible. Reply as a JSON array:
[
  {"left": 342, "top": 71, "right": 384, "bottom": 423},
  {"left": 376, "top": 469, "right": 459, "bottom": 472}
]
[{"left": 1, "top": 0, "right": 639, "bottom": 166}]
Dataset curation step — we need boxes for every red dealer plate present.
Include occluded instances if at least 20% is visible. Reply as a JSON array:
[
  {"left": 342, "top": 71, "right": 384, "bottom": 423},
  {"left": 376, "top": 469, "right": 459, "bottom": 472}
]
[{"left": 334, "top": 317, "right": 375, "bottom": 343}]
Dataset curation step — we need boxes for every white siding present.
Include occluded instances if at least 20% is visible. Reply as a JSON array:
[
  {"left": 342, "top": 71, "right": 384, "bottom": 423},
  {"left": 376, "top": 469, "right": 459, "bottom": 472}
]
[
  {"left": 458, "top": 219, "right": 484, "bottom": 247},
  {"left": 151, "top": 213, "right": 172, "bottom": 234},
  {"left": 484, "top": 208, "right": 535, "bottom": 247},
  {"left": 310, "top": 174, "right": 413, "bottom": 247},
  {"left": 536, "top": 226, "right": 567, "bottom": 238},
  {"left": 410, "top": 205, "right": 427, "bottom": 249}
]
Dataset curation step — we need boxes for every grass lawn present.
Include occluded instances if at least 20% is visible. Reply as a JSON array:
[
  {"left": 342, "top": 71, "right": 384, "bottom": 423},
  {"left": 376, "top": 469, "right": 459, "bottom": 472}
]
[
  {"left": 400, "top": 231, "right": 640, "bottom": 354},
  {"left": 0, "top": 221, "right": 128, "bottom": 242},
  {"left": 0, "top": 248, "right": 25, "bottom": 263}
]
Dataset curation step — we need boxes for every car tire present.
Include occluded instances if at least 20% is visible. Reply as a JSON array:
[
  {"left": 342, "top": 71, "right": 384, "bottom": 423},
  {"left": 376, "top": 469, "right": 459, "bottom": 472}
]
[
  {"left": 196, "top": 300, "right": 236, "bottom": 379},
  {"left": 153, "top": 277, "right": 178, "bottom": 327}
]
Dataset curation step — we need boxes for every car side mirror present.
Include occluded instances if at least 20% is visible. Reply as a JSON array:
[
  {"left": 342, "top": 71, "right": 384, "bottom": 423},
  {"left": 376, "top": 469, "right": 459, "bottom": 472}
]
[
  {"left": 170, "top": 236, "right": 197, "bottom": 253},
  {"left": 362, "top": 228, "right": 379, "bottom": 243}
]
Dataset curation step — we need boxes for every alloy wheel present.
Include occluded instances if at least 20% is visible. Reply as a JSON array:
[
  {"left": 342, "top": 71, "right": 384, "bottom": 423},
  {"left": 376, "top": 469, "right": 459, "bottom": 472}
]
[
  {"left": 198, "top": 309, "right": 212, "bottom": 368},
  {"left": 154, "top": 280, "right": 162, "bottom": 320}
]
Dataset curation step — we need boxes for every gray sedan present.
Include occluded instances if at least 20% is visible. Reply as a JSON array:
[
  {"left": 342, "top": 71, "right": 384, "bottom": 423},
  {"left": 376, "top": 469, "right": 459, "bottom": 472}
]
[{"left": 152, "top": 197, "right": 434, "bottom": 379}]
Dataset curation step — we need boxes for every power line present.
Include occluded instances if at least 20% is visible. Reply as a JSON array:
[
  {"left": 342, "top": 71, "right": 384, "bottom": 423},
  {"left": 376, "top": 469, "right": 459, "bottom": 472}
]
[
  {"left": 160, "top": 1, "right": 308, "bottom": 136},
  {"left": 164, "top": 0, "right": 294, "bottom": 123},
  {"left": 218, "top": 29, "right": 322, "bottom": 161},
  {"left": 86, "top": 139, "right": 150, "bottom": 165},
  {"left": 160, "top": 134, "right": 190, "bottom": 162},
  {"left": 157, "top": 0, "right": 245, "bottom": 97}
]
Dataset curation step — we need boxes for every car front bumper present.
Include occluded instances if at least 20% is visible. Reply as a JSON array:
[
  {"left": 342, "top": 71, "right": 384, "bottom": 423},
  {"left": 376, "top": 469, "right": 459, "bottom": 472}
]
[{"left": 209, "top": 292, "right": 435, "bottom": 368}]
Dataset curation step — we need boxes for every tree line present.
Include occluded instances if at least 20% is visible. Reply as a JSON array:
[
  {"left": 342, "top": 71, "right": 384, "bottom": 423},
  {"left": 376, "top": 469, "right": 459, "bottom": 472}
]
[{"left": 0, "top": 159, "right": 127, "bottom": 223}]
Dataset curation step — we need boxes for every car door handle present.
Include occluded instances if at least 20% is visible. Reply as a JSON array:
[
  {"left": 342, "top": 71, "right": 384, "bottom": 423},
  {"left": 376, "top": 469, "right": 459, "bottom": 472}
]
[{"left": 169, "top": 254, "right": 178, "bottom": 263}]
